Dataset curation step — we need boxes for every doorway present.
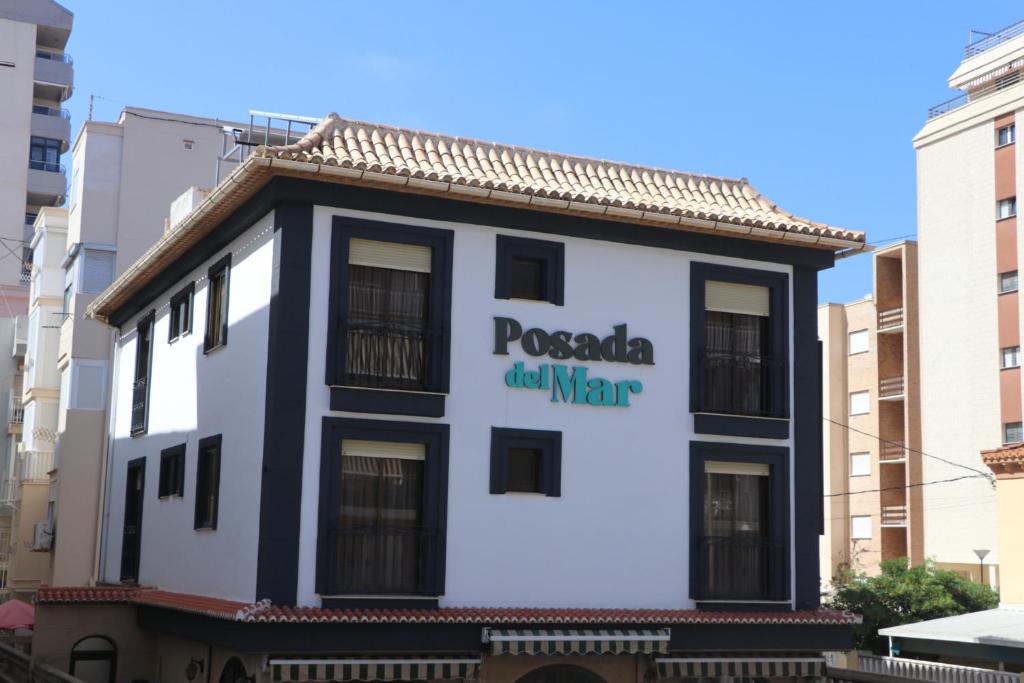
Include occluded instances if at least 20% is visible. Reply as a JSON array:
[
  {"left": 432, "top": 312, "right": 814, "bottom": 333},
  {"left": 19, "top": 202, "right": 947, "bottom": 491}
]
[{"left": 119, "top": 458, "right": 145, "bottom": 583}]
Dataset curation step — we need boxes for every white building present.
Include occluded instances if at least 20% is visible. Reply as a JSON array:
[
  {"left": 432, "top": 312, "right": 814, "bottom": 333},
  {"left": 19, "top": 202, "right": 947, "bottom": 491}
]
[{"left": 38, "top": 114, "right": 863, "bottom": 683}]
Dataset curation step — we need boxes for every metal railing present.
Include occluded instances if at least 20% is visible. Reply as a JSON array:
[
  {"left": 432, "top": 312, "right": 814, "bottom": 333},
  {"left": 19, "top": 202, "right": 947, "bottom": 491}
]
[
  {"left": 699, "top": 352, "right": 785, "bottom": 418},
  {"left": 35, "top": 50, "right": 73, "bottom": 65},
  {"left": 344, "top": 323, "right": 436, "bottom": 391},
  {"left": 334, "top": 526, "right": 434, "bottom": 594},
  {"left": 879, "top": 376, "right": 905, "bottom": 398},
  {"left": 879, "top": 441, "right": 906, "bottom": 461},
  {"left": 130, "top": 377, "right": 149, "bottom": 435},
  {"left": 28, "top": 160, "right": 65, "bottom": 174},
  {"left": 877, "top": 307, "right": 904, "bottom": 330},
  {"left": 0, "top": 479, "right": 18, "bottom": 505},
  {"left": 19, "top": 451, "right": 54, "bottom": 482},
  {"left": 859, "top": 654, "right": 1019, "bottom": 683},
  {"left": 31, "top": 105, "right": 70, "bottom": 119},
  {"left": 8, "top": 397, "right": 23, "bottom": 426},
  {"left": 881, "top": 505, "right": 908, "bottom": 526},
  {"left": 694, "top": 535, "right": 787, "bottom": 601},
  {"left": 929, "top": 70, "right": 1023, "bottom": 119},
  {"left": 966, "top": 20, "right": 1024, "bottom": 58}
]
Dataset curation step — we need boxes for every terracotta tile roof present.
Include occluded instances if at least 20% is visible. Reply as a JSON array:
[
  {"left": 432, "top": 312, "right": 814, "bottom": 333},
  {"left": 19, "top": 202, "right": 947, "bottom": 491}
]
[
  {"left": 982, "top": 443, "right": 1024, "bottom": 476},
  {"left": 254, "top": 114, "right": 863, "bottom": 247},
  {"left": 36, "top": 587, "right": 859, "bottom": 626}
]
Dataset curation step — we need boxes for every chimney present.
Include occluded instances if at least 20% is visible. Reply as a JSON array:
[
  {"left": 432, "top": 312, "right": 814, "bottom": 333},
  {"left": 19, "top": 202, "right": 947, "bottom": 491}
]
[{"left": 167, "top": 187, "right": 211, "bottom": 233}]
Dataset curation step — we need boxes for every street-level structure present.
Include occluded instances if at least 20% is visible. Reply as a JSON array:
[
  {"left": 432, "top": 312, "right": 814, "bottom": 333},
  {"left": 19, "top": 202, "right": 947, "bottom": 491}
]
[{"left": 36, "top": 113, "right": 863, "bottom": 682}]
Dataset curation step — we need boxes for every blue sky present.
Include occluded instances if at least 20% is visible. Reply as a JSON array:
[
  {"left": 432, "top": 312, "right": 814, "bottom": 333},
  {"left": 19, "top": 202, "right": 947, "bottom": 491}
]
[{"left": 61, "top": 1, "right": 1020, "bottom": 303}]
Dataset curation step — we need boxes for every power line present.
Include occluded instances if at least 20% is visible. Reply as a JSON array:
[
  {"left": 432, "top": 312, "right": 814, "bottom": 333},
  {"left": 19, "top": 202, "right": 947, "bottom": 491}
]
[{"left": 824, "top": 473, "right": 989, "bottom": 498}]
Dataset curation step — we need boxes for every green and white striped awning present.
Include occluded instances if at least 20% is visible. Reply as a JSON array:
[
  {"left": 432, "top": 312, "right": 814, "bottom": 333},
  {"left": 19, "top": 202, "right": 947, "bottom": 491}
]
[
  {"left": 484, "top": 628, "right": 671, "bottom": 656},
  {"left": 656, "top": 657, "right": 825, "bottom": 679},
  {"left": 269, "top": 658, "right": 481, "bottom": 682}
]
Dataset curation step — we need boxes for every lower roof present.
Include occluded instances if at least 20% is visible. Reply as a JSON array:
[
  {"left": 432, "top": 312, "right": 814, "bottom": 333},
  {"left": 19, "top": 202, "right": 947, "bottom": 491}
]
[{"left": 879, "top": 608, "right": 1024, "bottom": 648}]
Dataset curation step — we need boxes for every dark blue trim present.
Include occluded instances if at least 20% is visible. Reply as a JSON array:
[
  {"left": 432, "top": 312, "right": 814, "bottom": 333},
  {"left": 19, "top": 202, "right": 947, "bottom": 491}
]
[
  {"left": 490, "top": 427, "right": 562, "bottom": 497},
  {"left": 202, "top": 253, "right": 231, "bottom": 354},
  {"left": 494, "top": 234, "right": 565, "bottom": 305},
  {"left": 693, "top": 413, "right": 789, "bottom": 439},
  {"left": 329, "top": 387, "right": 445, "bottom": 418}
]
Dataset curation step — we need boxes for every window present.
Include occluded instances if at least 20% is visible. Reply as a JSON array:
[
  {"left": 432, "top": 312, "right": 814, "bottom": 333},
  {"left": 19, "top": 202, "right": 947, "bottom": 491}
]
[
  {"left": 183, "top": 139, "right": 194, "bottom": 150},
  {"left": 850, "top": 452, "right": 870, "bottom": 477},
  {"left": 81, "top": 249, "right": 115, "bottom": 293},
  {"left": 490, "top": 428, "right": 562, "bottom": 496},
  {"left": 848, "top": 329, "right": 869, "bottom": 355},
  {"left": 194, "top": 435, "right": 221, "bottom": 529},
  {"left": 689, "top": 442, "right": 788, "bottom": 602},
  {"left": 690, "top": 264, "right": 789, "bottom": 436},
  {"left": 328, "top": 218, "right": 455, "bottom": 411},
  {"left": 168, "top": 283, "right": 194, "bottom": 342},
  {"left": 158, "top": 444, "right": 185, "bottom": 498},
  {"left": 1004, "top": 422, "right": 1023, "bottom": 445},
  {"left": 998, "top": 197, "right": 1017, "bottom": 220},
  {"left": 29, "top": 137, "right": 61, "bottom": 172},
  {"left": 494, "top": 235, "right": 565, "bottom": 305},
  {"left": 851, "top": 515, "right": 872, "bottom": 540},
  {"left": 998, "top": 124, "right": 1016, "bottom": 146},
  {"left": 317, "top": 418, "right": 450, "bottom": 598},
  {"left": 1002, "top": 346, "right": 1021, "bottom": 369},
  {"left": 849, "top": 390, "right": 870, "bottom": 416},
  {"left": 1000, "top": 271, "right": 1019, "bottom": 294},
  {"left": 69, "top": 636, "right": 116, "bottom": 683},
  {"left": 130, "top": 312, "right": 154, "bottom": 436},
  {"left": 203, "top": 255, "right": 230, "bottom": 353}
]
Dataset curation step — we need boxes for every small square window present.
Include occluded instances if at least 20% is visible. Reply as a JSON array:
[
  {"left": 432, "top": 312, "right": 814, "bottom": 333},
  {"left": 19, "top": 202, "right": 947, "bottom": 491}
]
[
  {"left": 158, "top": 444, "right": 185, "bottom": 498},
  {"left": 851, "top": 515, "right": 872, "bottom": 540},
  {"left": 998, "top": 124, "right": 1016, "bottom": 147},
  {"left": 1002, "top": 346, "right": 1021, "bottom": 369},
  {"left": 490, "top": 427, "right": 561, "bottom": 496},
  {"left": 998, "top": 197, "right": 1017, "bottom": 220},
  {"left": 1000, "top": 271, "right": 1019, "bottom": 294},
  {"left": 1004, "top": 422, "right": 1023, "bottom": 445},
  {"left": 849, "top": 390, "right": 870, "bottom": 416},
  {"left": 168, "top": 282, "right": 194, "bottom": 342},
  {"left": 850, "top": 452, "right": 870, "bottom": 477},
  {"left": 495, "top": 235, "right": 564, "bottom": 305},
  {"left": 194, "top": 435, "right": 221, "bottom": 530},
  {"left": 183, "top": 139, "right": 194, "bottom": 150},
  {"left": 848, "top": 329, "right": 869, "bottom": 355}
]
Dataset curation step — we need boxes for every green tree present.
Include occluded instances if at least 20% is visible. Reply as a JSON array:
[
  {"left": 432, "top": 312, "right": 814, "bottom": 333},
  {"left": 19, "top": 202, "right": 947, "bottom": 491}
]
[{"left": 826, "top": 558, "right": 998, "bottom": 652}]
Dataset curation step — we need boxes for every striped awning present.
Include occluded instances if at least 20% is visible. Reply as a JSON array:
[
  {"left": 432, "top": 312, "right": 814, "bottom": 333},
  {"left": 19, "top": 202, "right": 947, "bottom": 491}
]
[
  {"left": 485, "top": 628, "right": 670, "bottom": 656},
  {"left": 656, "top": 657, "right": 824, "bottom": 679},
  {"left": 269, "top": 658, "right": 481, "bottom": 682}
]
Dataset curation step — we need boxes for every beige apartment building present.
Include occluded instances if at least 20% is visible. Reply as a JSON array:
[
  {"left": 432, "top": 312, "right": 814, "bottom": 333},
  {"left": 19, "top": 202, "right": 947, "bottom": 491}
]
[{"left": 820, "top": 242, "right": 922, "bottom": 580}]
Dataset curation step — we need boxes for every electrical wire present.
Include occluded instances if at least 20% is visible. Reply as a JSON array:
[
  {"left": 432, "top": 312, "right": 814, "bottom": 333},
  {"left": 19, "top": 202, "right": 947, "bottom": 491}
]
[{"left": 823, "top": 473, "right": 990, "bottom": 497}]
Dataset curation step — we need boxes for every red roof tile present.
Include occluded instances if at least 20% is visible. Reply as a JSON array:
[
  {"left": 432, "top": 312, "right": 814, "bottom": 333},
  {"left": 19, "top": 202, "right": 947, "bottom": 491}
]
[{"left": 36, "top": 587, "right": 859, "bottom": 626}]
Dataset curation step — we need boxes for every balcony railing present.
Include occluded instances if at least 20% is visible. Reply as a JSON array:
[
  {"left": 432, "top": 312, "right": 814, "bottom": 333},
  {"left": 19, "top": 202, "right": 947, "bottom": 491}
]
[
  {"left": 334, "top": 525, "right": 436, "bottom": 594},
  {"left": 130, "top": 377, "right": 149, "bottom": 435},
  {"left": 31, "top": 105, "right": 70, "bottom": 119},
  {"left": 877, "top": 307, "right": 904, "bottom": 331},
  {"left": 695, "top": 535, "right": 787, "bottom": 601},
  {"left": 965, "top": 20, "right": 1024, "bottom": 58},
  {"left": 34, "top": 50, "right": 73, "bottom": 65},
  {"left": 881, "top": 505, "right": 908, "bottom": 526},
  {"left": 879, "top": 376, "right": 905, "bottom": 398},
  {"left": 19, "top": 451, "right": 54, "bottom": 483},
  {"left": 344, "top": 323, "right": 435, "bottom": 391},
  {"left": 859, "top": 654, "right": 1019, "bottom": 683},
  {"left": 928, "top": 70, "right": 1023, "bottom": 120},
  {"left": 28, "top": 160, "right": 65, "bottom": 174},
  {"left": 698, "top": 352, "right": 784, "bottom": 418},
  {"left": 879, "top": 441, "right": 906, "bottom": 462},
  {"left": 8, "top": 397, "right": 23, "bottom": 426},
  {"left": 0, "top": 479, "right": 17, "bottom": 505}
]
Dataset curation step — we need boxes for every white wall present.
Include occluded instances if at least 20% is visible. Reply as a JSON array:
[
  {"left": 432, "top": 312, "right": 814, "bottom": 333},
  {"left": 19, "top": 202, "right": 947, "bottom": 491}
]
[
  {"left": 101, "top": 212, "right": 275, "bottom": 602},
  {"left": 0, "top": 17, "right": 35, "bottom": 289},
  {"left": 295, "top": 205, "right": 796, "bottom": 609}
]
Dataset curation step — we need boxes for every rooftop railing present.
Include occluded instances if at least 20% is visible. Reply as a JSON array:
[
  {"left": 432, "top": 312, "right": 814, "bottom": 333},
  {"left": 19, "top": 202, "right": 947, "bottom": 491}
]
[
  {"left": 966, "top": 20, "right": 1024, "bottom": 58},
  {"left": 859, "top": 654, "right": 1019, "bottom": 683},
  {"left": 928, "top": 70, "right": 1022, "bottom": 120}
]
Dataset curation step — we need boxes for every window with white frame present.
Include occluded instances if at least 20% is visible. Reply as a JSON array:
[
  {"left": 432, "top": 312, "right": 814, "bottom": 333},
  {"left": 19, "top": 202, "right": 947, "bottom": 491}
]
[
  {"left": 998, "top": 197, "right": 1017, "bottom": 220},
  {"left": 848, "top": 329, "right": 869, "bottom": 355},
  {"left": 998, "top": 123, "right": 1016, "bottom": 147},
  {"left": 850, "top": 452, "right": 870, "bottom": 477},
  {"left": 849, "top": 390, "right": 870, "bottom": 415},
  {"left": 1002, "top": 346, "right": 1021, "bottom": 369},
  {"left": 851, "top": 515, "right": 872, "bottom": 539}
]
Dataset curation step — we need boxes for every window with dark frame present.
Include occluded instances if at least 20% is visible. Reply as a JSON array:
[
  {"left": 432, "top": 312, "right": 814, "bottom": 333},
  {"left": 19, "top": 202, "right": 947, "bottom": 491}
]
[
  {"left": 204, "top": 255, "right": 230, "bottom": 353},
  {"left": 29, "top": 136, "right": 61, "bottom": 172},
  {"left": 194, "top": 435, "right": 221, "bottom": 530},
  {"left": 1000, "top": 270, "right": 1019, "bottom": 294},
  {"left": 158, "top": 444, "right": 185, "bottom": 498},
  {"left": 168, "top": 283, "right": 194, "bottom": 342},
  {"left": 490, "top": 428, "right": 561, "bottom": 497},
  {"left": 495, "top": 235, "right": 564, "bottom": 305},
  {"left": 130, "top": 312, "right": 155, "bottom": 436}
]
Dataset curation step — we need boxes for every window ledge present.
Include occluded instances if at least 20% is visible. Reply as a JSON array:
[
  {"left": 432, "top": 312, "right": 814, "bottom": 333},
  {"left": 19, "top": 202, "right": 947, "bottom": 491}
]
[
  {"left": 693, "top": 412, "right": 789, "bottom": 439},
  {"left": 202, "top": 342, "right": 226, "bottom": 356},
  {"left": 330, "top": 386, "right": 445, "bottom": 418}
]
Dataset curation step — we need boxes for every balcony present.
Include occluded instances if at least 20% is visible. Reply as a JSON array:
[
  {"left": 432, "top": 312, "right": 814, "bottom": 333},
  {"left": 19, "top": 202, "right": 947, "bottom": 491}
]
[
  {"left": 881, "top": 505, "right": 908, "bottom": 527},
  {"left": 344, "top": 323, "right": 435, "bottom": 392},
  {"left": 0, "top": 479, "right": 18, "bottom": 505},
  {"left": 30, "top": 110, "right": 71, "bottom": 150},
  {"left": 7, "top": 397, "right": 23, "bottom": 433},
  {"left": 965, "top": 19, "right": 1024, "bottom": 58},
  {"left": 928, "top": 70, "right": 1022, "bottom": 120},
  {"left": 879, "top": 441, "right": 907, "bottom": 463},
  {"left": 694, "top": 535, "right": 787, "bottom": 601},
  {"left": 26, "top": 163, "right": 66, "bottom": 206},
  {"left": 11, "top": 316, "right": 26, "bottom": 359},
  {"left": 879, "top": 376, "right": 906, "bottom": 400},
  {"left": 858, "top": 654, "right": 1019, "bottom": 683},
  {"left": 877, "top": 307, "right": 904, "bottom": 333},
  {"left": 696, "top": 352, "right": 785, "bottom": 418},
  {"left": 18, "top": 451, "right": 54, "bottom": 483},
  {"left": 33, "top": 52, "right": 73, "bottom": 101}
]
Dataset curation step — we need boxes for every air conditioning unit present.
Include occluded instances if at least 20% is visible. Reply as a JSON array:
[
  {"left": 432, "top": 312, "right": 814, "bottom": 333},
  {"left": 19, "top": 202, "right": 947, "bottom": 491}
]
[{"left": 31, "top": 520, "right": 52, "bottom": 552}]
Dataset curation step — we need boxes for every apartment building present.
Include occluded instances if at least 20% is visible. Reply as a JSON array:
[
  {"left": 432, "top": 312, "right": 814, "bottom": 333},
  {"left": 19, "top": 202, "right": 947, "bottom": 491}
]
[
  {"left": 32, "top": 113, "right": 863, "bottom": 683},
  {"left": 913, "top": 19, "right": 1024, "bottom": 580},
  {"left": 0, "top": 0, "right": 73, "bottom": 603},
  {"left": 820, "top": 242, "right": 923, "bottom": 580}
]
